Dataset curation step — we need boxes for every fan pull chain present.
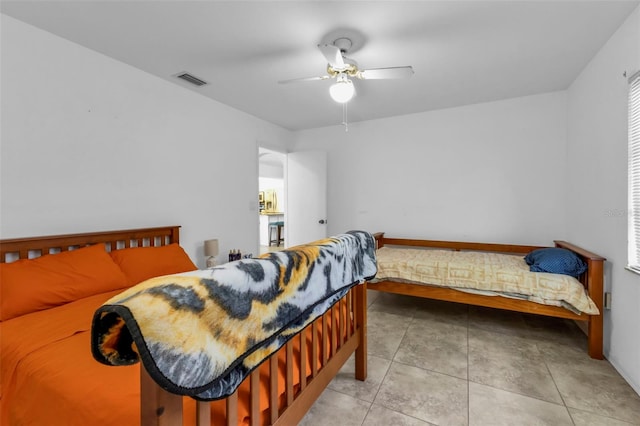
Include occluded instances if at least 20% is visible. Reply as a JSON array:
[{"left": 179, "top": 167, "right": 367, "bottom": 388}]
[{"left": 342, "top": 102, "right": 349, "bottom": 132}]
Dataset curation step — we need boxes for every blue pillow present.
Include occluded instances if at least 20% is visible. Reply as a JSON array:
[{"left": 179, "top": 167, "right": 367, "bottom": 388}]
[{"left": 524, "top": 248, "right": 587, "bottom": 278}]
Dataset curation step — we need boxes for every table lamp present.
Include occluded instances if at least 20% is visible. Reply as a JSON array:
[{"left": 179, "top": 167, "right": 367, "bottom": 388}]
[{"left": 204, "top": 239, "right": 219, "bottom": 268}]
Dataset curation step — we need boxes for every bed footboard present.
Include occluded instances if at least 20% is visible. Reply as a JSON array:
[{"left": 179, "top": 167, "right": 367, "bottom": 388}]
[{"left": 140, "top": 283, "right": 368, "bottom": 426}]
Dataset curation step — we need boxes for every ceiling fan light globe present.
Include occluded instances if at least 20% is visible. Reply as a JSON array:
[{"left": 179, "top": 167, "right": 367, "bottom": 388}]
[{"left": 329, "top": 79, "right": 355, "bottom": 103}]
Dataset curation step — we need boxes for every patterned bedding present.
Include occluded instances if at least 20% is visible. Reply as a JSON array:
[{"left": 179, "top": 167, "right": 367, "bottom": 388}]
[
  {"left": 372, "top": 247, "right": 598, "bottom": 315},
  {"left": 91, "top": 231, "right": 377, "bottom": 400}
]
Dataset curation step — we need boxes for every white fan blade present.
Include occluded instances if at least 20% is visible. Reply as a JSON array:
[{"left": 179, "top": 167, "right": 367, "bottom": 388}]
[
  {"left": 278, "top": 75, "right": 331, "bottom": 84},
  {"left": 318, "top": 44, "right": 346, "bottom": 70},
  {"left": 358, "top": 66, "right": 414, "bottom": 80}
]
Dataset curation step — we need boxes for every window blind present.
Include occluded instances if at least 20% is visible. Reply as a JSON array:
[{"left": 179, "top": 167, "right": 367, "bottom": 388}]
[{"left": 628, "top": 70, "right": 640, "bottom": 272}]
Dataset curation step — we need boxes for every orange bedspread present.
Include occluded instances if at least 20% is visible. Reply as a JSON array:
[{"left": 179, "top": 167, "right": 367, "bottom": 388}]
[
  {"left": 1, "top": 290, "right": 138, "bottom": 425},
  {"left": 1, "top": 290, "right": 344, "bottom": 425}
]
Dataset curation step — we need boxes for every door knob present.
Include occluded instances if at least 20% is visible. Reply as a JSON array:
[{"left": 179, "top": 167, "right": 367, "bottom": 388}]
[{"left": 318, "top": 219, "right": 326, "bottom": 224}]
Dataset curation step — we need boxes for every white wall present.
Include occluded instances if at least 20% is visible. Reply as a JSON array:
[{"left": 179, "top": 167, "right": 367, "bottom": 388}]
[
  {"left": 258, "top": 163, "right": 284, "bottom": 179},
  {"left": 0, "top": 15, "right": 291, "bottom": 267},
  {"left": 566, "top": 5, "right": 640, "bottom": 393},
  {"left": 291, "top": 92, "right": 569, "bottom": 246}
]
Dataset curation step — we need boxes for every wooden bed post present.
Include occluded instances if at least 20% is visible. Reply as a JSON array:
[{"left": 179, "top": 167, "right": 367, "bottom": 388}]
[
  {"left": 354, "top": 283, "right": 367, "bottom": 381},
  {"left": 372, "top": 232, "right": 385, "bottom": 249},
  {"left": 140, "top": 367, "right": 183, "bottom": 426},
  {"left": 555, "top": 241, "right": 606, "bottom": 360},
  {"left": 586, "top": 259, "right": 604, "bottom": 359}
]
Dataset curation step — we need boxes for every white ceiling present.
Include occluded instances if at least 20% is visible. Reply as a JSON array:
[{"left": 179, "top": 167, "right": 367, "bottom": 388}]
[{"left": 2, "top": 1, "right": 638, "bottom": 131}]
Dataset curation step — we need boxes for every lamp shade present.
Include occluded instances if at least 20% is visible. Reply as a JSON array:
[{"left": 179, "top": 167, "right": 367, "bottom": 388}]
[
  {"left": 329, "top": 74, "right": 355, "bottom": 103},
  {"left": 204, "top": 239, "right": 219, "bottom": 257}
]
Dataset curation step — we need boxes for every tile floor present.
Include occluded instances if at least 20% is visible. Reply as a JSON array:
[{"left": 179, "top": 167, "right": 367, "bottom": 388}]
[{"left": 300, "top": 291, "right": 640, "bottom": 426}]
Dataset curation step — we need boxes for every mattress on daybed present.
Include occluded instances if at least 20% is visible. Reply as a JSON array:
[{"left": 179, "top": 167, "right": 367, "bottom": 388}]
[{"left": 372, "top": 247, "right": 598, "bottom": 315}]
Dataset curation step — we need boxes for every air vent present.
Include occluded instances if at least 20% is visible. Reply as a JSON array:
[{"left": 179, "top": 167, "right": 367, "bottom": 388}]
[{"left": 174, "top": 72, "right": 208, "bottom": 87}]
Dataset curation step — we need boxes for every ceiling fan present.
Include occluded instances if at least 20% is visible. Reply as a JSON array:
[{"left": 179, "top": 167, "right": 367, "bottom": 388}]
[{"left": 279, "top": 37, "right": 414, "bottom": 103}]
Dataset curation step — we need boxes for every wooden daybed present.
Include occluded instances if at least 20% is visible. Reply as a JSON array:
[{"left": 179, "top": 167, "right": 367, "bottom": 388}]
[
  {"left": 0, "top": 226, "right": 368, "bottom": 425},
  {"left": 368, "top": 232, "right": 605, "bottom": 359}
]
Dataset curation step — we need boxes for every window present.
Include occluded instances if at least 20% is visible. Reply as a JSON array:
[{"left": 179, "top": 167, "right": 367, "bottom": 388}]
[{"left": 628, "top": 71, "right": 640, "bottom": 272}]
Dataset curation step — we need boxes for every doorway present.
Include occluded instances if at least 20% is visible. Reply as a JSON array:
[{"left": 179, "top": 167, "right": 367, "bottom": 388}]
[
  {"left": 258, "top": 147, "right": 286, "bottom": 255},
  {"left": 258, "top": 147, "right": 328, "bottom": 254}
]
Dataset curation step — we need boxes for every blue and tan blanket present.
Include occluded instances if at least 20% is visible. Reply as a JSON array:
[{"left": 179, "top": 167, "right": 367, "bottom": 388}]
[{"left": 91, "top": 230, "right": 376, "bottom": 400}]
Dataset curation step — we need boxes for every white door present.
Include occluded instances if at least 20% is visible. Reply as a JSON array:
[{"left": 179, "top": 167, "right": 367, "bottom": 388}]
[{"left": 286, "top": 151, "right": 327, "bottom": 247}]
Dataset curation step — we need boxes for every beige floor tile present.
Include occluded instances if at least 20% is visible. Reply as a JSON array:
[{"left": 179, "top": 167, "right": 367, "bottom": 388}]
[
  {"left": 538, "top": 339, "right": 620, "bottom": 379},
  {"left": 548, "top": 364, "right": 640, "bottom": 424},
  {"left": 367, "top": 310, "right": 412, "bottom": 360},
  {"left": 362, "top": 404, "right": 436, "bottom": 426},
  {"left": 411, "top": 298, "right": 469, "bottom": 327},
  {"left": 468, "top": 305, "right": 529, "bottom": 338},
  {"left": 469, "top": 328, "right": 563, "bottom": 404},
  {"left": 367, "top": 292, "right": 423, "bottom": 317},
  {"left": 328, "top": 354, "right": 392, "bottom": 402},
  {"left": 569, "top": 407, "right": 640, "bottom": 426},
  {"left": 367, "top": 288, "right": 381, "bottom": 307},
  {"left": 305, "top": 292, "right": 640, "bottom": 426},
  {"left": 469, "top": 382, "right": 573, "bottom": 426},
  {"left": 298, "top": 388, "right": 371, "bottom": 426},
  {"left": 468, "top": 326, "right": 539, "bottom": 357},
  {"left": 374, "top": 362, "right": 468, "bottom": 426},
  {"left": 394, "top": 319, "right": 468, "bottom": 379},
  {"left": 521, "top": 313, "right": 586, "bottom": 346}
]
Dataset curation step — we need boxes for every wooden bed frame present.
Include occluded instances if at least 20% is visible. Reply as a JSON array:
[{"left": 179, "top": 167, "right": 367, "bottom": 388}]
[
  {"left": 0, "top": 225, "right": 368, "bottom": 425},
  {"left": 368, "top": 232, "right": 605, "bottom": 360}
]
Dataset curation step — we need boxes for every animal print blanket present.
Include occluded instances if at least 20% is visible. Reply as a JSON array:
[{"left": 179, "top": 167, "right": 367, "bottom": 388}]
[{"left": 91, "top": 230, "right": 376, "bottom": 400}]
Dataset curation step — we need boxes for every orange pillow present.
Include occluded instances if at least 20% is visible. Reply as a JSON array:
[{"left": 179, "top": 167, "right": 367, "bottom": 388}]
[
  {"left": 0, "top": 243, "right": 129, "bottom": 321},
  {"left": 109, "top": 243, "right": 197, "bottom": 285}
]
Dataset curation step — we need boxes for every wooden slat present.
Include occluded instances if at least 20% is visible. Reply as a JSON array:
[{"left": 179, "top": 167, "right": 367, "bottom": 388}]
[
  {"left": 321, "top": 314, "right": 328, "bottom": 366},
  {"left": 196, "top": 401, "right": 210, "bottom": 426},
  {"left": 347, "top": 290, "right": 353, "bottom": 336},
  {"left": 331, "top": 305, "right": 337, "bottom": 357},
  {"left": 269, "top": 356, "right": 279, "bottom": 423},
  {"left": 312, "top": 317, "right": 319, "bottom": 378},
  {"left": 339, "top": 298, "right": 345, "bottom": 347},
  {"left": 225, "top": 391, "right": 238, "bottom": 426},
  {"left": 351, "top": 288, "right": 358, "bottom": 330},
  {"left": 250, "top": 369, "right": 260, "bottom": 426},
  {"left": 300, "top": 330, "right": 307, "bottom": 391},
  {"left": 286, "top": 340, "right": 294, "bottom": 406},
  {"left": 274, "top": 327, "right": 361, "bottom": 426}
]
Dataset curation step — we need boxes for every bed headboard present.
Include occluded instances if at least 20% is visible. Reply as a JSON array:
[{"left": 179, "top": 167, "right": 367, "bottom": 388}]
[
  {"left": 0, "top": 226, "right": 181, "bottom": 263},
  {"left": 371, "top": 232, "right": 545, "bottom": 254}
]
